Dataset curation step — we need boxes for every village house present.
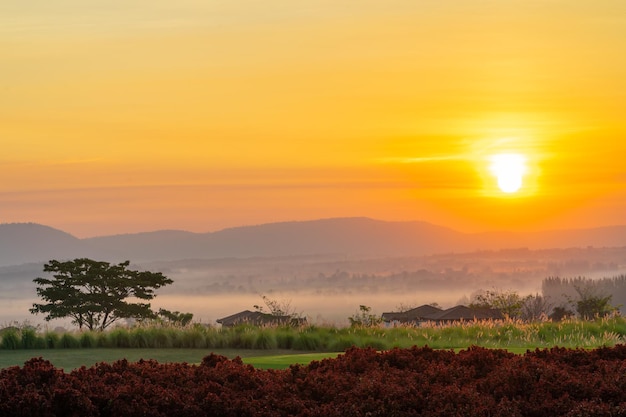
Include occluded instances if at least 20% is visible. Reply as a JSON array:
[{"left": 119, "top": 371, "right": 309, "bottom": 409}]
[
  {"left": 381, "top": 304, "right": 444, "bottom": 326},
  {"left": 216, "top": 310, "right": 307, "bottom": 327},
  {"left": 381, "top": 304, "right": 503, "bottom": 326}
]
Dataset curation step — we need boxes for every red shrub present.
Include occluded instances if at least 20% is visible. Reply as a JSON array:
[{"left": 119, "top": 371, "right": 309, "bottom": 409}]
[{"left": 2, "top": 346, "right": 626, "bottom": 416}]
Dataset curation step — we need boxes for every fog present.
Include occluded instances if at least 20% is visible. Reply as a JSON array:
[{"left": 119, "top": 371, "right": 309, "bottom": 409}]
[
  {"left": 2, "top": 290, "right": 487, "bottom": 328},
  {"left": 2, "top": 246, "right": 625, "bottom": 329},
  {"left": 149, "top": 290, "right": 474, "bottom": 326}
]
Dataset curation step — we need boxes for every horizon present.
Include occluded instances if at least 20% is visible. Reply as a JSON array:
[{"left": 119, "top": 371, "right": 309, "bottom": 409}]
[
  {"left": 4, "top": 216, "right": 626, "bottom": 240},
  {"left": 3, "top": 1, "right": 626, "bottom": 238}
]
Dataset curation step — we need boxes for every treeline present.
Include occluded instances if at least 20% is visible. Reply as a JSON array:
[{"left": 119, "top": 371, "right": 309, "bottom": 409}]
[
  {"left": 542, "top": 275, "right": 626, "bottom": 314},
  {"left": 464, "top": 275, "right": 625, "bottom": 322},
  {"left": 3, "top": 346, "right": 626, "bottom": 416}
]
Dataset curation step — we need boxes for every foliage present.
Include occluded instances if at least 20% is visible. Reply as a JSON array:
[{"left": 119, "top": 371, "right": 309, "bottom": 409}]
[
  {"left": 520, "top": 293, "right": 553, "bottom": 321},
  {"left": 348, "top": 305, "right": 383, "bottom": 327},
  {"left": 469, "top": 288, "right": 528, "bottom": 318},
  {"left": 543, "top": 275, "right": 626, "bottom": 316},
  {"left": 549, "top": 305, "right": 575, "bottom": 321},
  {"left": 30, "top": 258, "right": 173, "bottom": 331},
  {"left": 157, "top": 309, "right": 194, "bottom": 326},
  {"left": 3, "top": 346, "right": 626, "bottom": 416},
  {"left": 253, "top": 294, "right": 301, "bottom": 319},
  {"left": 570, "top": 284, "right": 616, "bottom": 319},
  {"left": 1, "top": 329, "right": 20, "bottom": 350},
  {"left": 3, "top": 316, "right": 626, "bottom": 352},
  {"left": 20, "top": 327, "right": 38, "bottom": 349}
]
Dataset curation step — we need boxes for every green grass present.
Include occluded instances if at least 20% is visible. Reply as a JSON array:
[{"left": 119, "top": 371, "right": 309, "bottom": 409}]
[
  {"left": 242, "top": 352, "right": 341, "bottom": 369},
  {"left": 2, "top": 316, "right": 625, "bottom": 370},
  {"left": 0, "top": 348, "right": 300, "bottom": 371},
  {"left": 0, "top": 346, "right": 563, "bottom": 371},
  {"left": 241, "top": 348, "right": 538, "bottom": 369}
]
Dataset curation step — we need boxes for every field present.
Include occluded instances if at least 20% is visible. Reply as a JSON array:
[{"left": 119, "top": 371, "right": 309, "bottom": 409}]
[
  {"left": 0, "top": 348, "right": 339, "bottom": 370},
  {"left": 3, "top": 316, "right": 626, "bottom": 351},
  {"left": 2, "top": 316, "right": 626, "bottom": 371},
  {"left": 3, "top": 318, "right": 626, "bottom": 415}
]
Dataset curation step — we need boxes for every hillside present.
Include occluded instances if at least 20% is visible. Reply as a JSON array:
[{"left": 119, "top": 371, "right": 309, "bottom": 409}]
[
  {"left": 1, "top": 218, "right": 626, "bottom": 267},
  {"left": 0, "top": 223, "right": 91, "bottom": 266}
]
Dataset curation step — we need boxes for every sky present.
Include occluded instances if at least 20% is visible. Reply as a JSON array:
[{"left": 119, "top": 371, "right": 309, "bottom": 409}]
[{"left": 2, "top": 0, "right": 626, "bottom": 238}]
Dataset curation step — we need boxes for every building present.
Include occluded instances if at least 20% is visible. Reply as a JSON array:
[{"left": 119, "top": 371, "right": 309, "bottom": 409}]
[
  {"left": 216, "top": 310, "right": 306, "bottom": 327},
  {"left": 382, "top": 304, "right": 503, "bottom": 326},
  {"left": 381, "top": 304, "right": 443, "bottom": 326}
]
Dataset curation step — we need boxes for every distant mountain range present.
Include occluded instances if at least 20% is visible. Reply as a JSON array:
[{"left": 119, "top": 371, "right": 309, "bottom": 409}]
[{"left": 1, "top": 218, "right": 626, "bottom": 267}]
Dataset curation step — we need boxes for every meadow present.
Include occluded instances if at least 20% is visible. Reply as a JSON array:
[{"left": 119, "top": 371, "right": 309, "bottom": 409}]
[{"left": 2, "top": 316, "right": 626, "bottom": 370}]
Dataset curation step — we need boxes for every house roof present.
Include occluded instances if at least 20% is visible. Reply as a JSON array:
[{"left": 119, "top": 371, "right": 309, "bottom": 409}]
[
  {"left": 382, "top": 304, "right": 443, "bottom": 322},
  {"left": 406, "top": 304, "right": 444, "bottom": 318},
  {"left": 382, "top": 304, "right": 503, "bottom": 323},
  {"left": 424, "top": 305, "right": 503, "bottom": 321},
  {"left": 216, "top": 310, "right": 254, "bottom": 323},
  {"left": 216, "top": 310, "right": 305, "bottom": 327}
]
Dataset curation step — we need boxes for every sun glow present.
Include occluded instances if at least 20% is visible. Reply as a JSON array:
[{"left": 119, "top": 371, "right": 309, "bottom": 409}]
[{"left": 489, "top": 153, "right": 527, "bottom": 193}]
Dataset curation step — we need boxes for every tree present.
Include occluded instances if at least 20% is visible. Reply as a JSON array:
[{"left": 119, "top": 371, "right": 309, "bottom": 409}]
[
  {"left": 348, "top": 305, "right": 382, "bottom": 327},
  {"left": 569, "top": 284, "right": 616, "bottom": 319},
  {"left": 470, "top": 289, "right": 528, "bottom": 319},
  {"left": 30, "top": 258, "right": 173, "bottom": 331},
  {"left": 253, "top": 294, "right": 302, "bottom": 319},
  {"left": 549, "top": 305, "right": 574, "bottom": 322},
  {"left": 157, "top": 309, "right": 194, "bottom": 326},
  {"left": 521, "top": 293, "right": 553, "bottom": 322}
]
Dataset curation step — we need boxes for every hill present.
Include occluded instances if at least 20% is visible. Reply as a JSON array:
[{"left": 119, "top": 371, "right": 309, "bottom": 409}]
[
  {"left": 1, "top": 218, "right": 626, "bottom": 267},
  {"left": 0, "top": 223, "right": 91, "bottom": 266}
]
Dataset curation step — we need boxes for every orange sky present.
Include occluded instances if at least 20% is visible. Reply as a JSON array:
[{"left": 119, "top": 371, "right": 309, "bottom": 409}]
[{"left": 2, "top": 1, "right": 626, "bottom": 237}]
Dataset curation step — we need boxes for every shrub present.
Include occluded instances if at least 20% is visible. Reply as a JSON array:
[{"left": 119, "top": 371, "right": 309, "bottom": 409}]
[
  {"left": 150, "top": 327, "right": 173, "bottom": 348},
  {"left": 275, "top": 328, "right": 295, "bottom": 349},
  {"left": 45, "top": 331, "right": 60, "bottom": 349},
  {"left": 59, "top": 333, "right": 80, "bottom": 349},
  {"left": 33, "top": 336, "right": 47, "bottom": 349},
  {"left": 327, "top": 335, "right": 357, "bottom": 352},
  {"left": 204, "top": 329, "right": 221, "bottom": 348},
  {"left": 253, "top": 330, "right": 277, "bottom": 350},
  {"left": 3, "top": 346, "right": 626, "bottom": 415},
  {"left": 79, "top": 332, "right": 96, "bottom": 348},
  {"left": 360, "top": 337, "right": 388, "bottom": 350},
  {"left": 1, "top": 329, "right": 20, "bottom": 350},
  {"left": 129, "top": 328, "right": 149, "bottom": 348},
  {"left": 21, "top": 328, "right": 38, "bottom": 349},
  {"left": 181, "top": 327, "right": 206, "bottom": 348},
  {"left": 292, "top": 331, "right": 321, "bottom": 350},
  {"left": 108, "top": 328, "right": 131, "bottom": 348},
  {"left": 95, "top": 332, "right": 109, "bottom": 348}
]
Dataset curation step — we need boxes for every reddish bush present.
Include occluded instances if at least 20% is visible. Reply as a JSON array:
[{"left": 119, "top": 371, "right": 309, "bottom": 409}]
[{"left": 1, "top": 346, "right": 626, "bottom": 416}]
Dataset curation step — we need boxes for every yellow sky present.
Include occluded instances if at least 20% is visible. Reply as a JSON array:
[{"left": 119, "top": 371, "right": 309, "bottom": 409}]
[{"left": 2, "top": 1, "right": 625, "bottom": 237}]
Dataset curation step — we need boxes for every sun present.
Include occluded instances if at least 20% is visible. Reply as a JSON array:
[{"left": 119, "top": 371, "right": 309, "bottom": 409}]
[{"left": 489, "top": 153, "right": 527, "bottom": 193}]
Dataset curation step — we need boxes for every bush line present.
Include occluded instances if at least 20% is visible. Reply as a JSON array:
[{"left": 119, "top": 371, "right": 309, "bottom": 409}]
[
  {"left": 2, "top": 316, "right": 626, "bottom": 351},
  {"left": 3, "top": 345, "right": 626, "bottom": 415}
]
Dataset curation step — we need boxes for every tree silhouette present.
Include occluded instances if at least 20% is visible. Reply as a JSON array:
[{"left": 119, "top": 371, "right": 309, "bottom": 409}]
[{"left": 31, "top": 258, "right": 173, "bottom": 330}]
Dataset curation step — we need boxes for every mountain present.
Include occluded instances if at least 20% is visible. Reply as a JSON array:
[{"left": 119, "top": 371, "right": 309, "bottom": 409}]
[
  {"left": 84, "top": 218, "right": 466, "bottom": 261},
  {"left": 0, "top": 223, "right": 90, "bottom": 266},
  {"left": 2, "top": 218, "right": 626, "bottom": 267}
]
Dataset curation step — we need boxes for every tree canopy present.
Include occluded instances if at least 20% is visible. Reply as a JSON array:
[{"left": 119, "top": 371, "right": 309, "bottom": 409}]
[
  {"left": 30, "top": 258, "right": 173, "bottom": 331},
  {"left": 469, "top": 289, "right": 528, "bottom": 319},
  {"left": 570, "top": 284, "right": 616, "bottom": 319}
]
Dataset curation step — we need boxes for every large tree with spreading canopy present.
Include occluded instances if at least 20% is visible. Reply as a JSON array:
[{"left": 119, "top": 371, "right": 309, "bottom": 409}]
[{"left": 30, "top": 258, "right": 173, "bottom": 330}]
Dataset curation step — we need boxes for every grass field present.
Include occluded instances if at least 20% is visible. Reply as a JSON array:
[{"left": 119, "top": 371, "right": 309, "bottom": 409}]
[
  {"left": 0, "top": 346, "right": 543, "bottom": 371},
  {"left": 242, "top": 352, "right": 341, "bottom": 369},
  {"left": 0, "top": 348, "right": 306, "bottom": 370},
  {"left": 2, "top": 316, "right": 625, "bottom": 370}
]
